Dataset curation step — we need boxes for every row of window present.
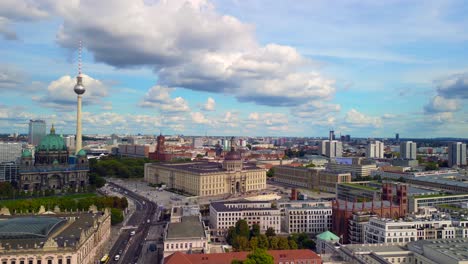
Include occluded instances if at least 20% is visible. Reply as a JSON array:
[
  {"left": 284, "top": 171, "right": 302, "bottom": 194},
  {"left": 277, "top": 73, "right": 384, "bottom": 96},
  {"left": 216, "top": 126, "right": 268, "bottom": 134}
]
[{"left": 1, "top": 259, "right": 71, "bottom": 264}]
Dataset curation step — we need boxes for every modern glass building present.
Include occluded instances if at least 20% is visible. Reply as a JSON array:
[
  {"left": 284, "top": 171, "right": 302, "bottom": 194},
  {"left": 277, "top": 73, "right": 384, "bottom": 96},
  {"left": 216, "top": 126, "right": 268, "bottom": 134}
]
[{"left": 28, "top": 119, "right": 46, "bottom": 146}]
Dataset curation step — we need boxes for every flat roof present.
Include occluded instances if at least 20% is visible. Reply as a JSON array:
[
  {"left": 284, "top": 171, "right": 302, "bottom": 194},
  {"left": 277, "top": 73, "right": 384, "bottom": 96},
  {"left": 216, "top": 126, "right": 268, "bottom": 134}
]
[
  {"left": 210, "top": 201, "right": 277, "bottom": 212},
  {"left": 409, "top": 239, "right": 468, "bottom": 261},
  {"left": 166, "top": 216, "right": 206, "bottom": 239},
  {"left": 147, "top": 161, "right": 263, "bottom": 174}
]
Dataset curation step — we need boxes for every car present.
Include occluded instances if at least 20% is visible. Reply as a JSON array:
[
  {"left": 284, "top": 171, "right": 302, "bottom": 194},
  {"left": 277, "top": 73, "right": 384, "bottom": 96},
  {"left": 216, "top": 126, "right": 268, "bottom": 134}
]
[
  {"left": 118, "top": 249, "right": 123, "bottom": 254},
  {"left": 149, "top": 244, "right": 157, "bottom": 252},
  {"left": 114, "top": 255, "right": 120, "bottom": 261},
  {"left": 130, "top": 231, "right": 136, "bottom": 236},
  {"left": 147, "top": 219, "right": 150, "bottom": 223}
]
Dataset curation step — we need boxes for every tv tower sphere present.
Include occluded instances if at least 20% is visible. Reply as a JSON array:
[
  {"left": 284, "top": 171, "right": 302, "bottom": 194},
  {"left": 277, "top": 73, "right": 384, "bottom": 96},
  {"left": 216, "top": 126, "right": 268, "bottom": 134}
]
[{"left": 74, "top": 74, "right": 86, "bottom": 95}]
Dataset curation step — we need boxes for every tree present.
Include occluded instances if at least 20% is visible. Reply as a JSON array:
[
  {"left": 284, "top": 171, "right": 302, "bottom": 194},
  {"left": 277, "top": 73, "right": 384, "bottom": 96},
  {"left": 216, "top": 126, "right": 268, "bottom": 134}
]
[
  {"left": 110, "top": 208, "right": 124, "bottom": 225},
  {"left": 251, "top": 223, "right": 261, "bottom": 237},
  {"left": 235, "top": 219, "right": 250, "bottom": 239},
  {"left": 227, "top": 226, "right": 237, "bottom": 244},
  {"left": 249, "top": 237, "right": 259, "bottom": 250},
  {"left": 265, "top": 227, "right": 276, "bottom": 237},
  {"left": 288, "top": 239, "right": 298, "bottom": 249},
  {"left": 196, "top": 154, "right": 204, "bottom": 158},
  {"left": 257, "top": 234, "right": 269, "bottom": 249},
  {"left": 266, "top": 168, "right": 275, "bottom": 178},
  {"left": 269, "top": 236, "right": 279, "bottom": 250},
  {"left": 244, "top": 249, "right": 274, "bottom": 264},
  {"left": 278, "top": 237, "right": 290, "bottom": 250},
  {"left": 233, "top": 236, "right": 250, "bottom": 251},
  {"left": 231, "top": 260, "right": 243, "bottom": 264},
  {"left": 425, "top": 162, "right": 438, "bottom": 171}
]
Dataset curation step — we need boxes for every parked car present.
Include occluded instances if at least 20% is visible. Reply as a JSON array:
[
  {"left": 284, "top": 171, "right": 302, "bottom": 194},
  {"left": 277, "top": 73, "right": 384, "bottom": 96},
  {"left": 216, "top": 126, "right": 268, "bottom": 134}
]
[{"left": 114, "top": 255, "right": 120, "bottom": 261}]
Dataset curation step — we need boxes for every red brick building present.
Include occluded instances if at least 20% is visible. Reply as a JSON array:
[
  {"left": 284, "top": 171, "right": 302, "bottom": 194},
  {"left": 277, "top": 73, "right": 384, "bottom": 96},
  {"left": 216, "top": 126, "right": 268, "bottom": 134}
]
[
  {"left": 164, "top": 250, "right": 321, "bottom": 264},
  {"left": 332, "top": 183, "right": 408, "bottom": 243}
]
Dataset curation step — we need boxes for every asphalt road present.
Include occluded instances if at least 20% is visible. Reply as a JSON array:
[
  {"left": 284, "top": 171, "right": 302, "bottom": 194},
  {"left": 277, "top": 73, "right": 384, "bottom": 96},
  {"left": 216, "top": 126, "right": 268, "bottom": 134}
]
[{"left": 106, "top": 182, "right": 158, "bottom": 264}]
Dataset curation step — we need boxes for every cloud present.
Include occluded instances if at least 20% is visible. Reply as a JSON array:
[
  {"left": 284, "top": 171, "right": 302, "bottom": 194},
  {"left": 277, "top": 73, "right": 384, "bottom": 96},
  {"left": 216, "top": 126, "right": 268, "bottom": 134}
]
[
  {"left": 202, "top": 97, "right": 215, "bottom": 111},
  {"left": 292, "top": 101, "right": 341, "bottom": 119},
  {"left": 140, "top": 85, "right": 190, "bottom": 113},
  {"left": 344, "top": 109, "right": 382, "bottom": 128},
  {"left": 424, "top": 95, "right": 461, "bottom": 113},
  {"left": 436, "top": 72, "right": 468, "bottom": 99},
  {"left": 34, "top": 74, "right": 109, "bottom": 110},
  {"left": 191, "top": 112, "right": 209, "bottom": 124},
  {"left": 54, "top": 0, "right": 336, "bottom": 108},
  {"left": 0, "top": 0, "right": 49, "bottom": 40}
]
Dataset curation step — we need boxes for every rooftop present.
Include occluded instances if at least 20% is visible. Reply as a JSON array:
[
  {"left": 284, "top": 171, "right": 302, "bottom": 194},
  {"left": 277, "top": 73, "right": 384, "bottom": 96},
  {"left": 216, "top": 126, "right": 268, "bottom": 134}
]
[
  {"left": 408, "top": 239, "right": 468, "bottom": 261},
  {"left": 340, "top": 182, "right": 379, "bottom": 191},
  {"left": 166, "top": 216, "right": 206, "bottom": 240},
  {"left": 148, "top": 161, "right": 263, "bottom": 174},
  {"left": 210, "top": 201, "right": 278, "bottom": 212},
  {"left": 0, "top": 217, "right": 66, "bottom": 239}
]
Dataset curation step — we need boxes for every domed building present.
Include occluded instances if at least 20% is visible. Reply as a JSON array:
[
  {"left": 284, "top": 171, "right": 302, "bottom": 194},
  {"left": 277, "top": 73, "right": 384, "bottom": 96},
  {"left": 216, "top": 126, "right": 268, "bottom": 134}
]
[{"left": 19, "top": 125, "right": 89, "bottom": 192}]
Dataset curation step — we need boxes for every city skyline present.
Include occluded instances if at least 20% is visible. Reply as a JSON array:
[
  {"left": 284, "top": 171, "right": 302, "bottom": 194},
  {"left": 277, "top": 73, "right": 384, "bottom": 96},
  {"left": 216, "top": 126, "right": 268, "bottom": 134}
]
[{"left": 1, "top": 1, "right": 468, "bottom": 137}]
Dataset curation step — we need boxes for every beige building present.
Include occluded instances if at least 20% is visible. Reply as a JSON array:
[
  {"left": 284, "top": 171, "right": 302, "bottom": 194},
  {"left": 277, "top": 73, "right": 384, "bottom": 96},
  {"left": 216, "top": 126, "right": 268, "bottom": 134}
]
[
  {"left": 144, "top": 148, "right": 266, "bottom": 197},
  {"left": 274, "top": 166, "right": 351, "bottom": 193},
  {"left": 0, "top": 206, "right": 111, "bottom": 264},
  {"left": 163, "top": 205, "right": 210, "bottom": 258},
  {"left": 327, "top": 158, "right": 377, "bottom": 178}
]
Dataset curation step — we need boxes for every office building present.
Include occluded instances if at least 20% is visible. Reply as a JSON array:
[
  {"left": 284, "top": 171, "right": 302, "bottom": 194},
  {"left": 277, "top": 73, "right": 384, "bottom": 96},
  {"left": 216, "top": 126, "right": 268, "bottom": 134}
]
[
  {"left": 408, "top": 238, "right": 468, "bottom": 264},
  {"left": 409, "top": 193, "right": 468, "bottom": 213},
  {"left": 279, "top": 200, "right": 332, "bottom": 234},
  {"left": 0, "top": 142, "right": 22, "bottom": 163},
  {"left": 336, "top": 182, "right": 381, "bottom": 202},
  {"left": 0, "top": 162, "right": 19, "bottom": 183},
  {"left": 28, "top": 120, "right": 46, "bottom": 146},
  {"left": 163, "top": 205, "right": 209, "bottom": 258},
  {"left": 326, "top": 157, "right": 377, "bottom": 178},
  {"left": 396, "top": 133, "right": 399, "bottom": 141},
  {"left": 448, "top": 142, "right": 467, "bottom": 167},
  {"left": 0, "top": 207, "right": 111, "bottom": 264},
  {"left": 366, "top": 140, "right": 384, "bottom": 158},
  {"left": 364, "top": 217, "right": 468, "bottom": 244},
  {"left": 400, "top": 141, "right": 417, "bottom": 160},
  {"left": 164, "top": 250, "right": 322, "bottom": 264},
  {"left": 274, "top": 166, "right": 351, "bottom": 192},
  {"left": 348, "top": 211, "right": 378, "bottom": 244},
  {"left": 192, "top": 137, "right": 204, "bottom": 148},
  {"left": 119, "top": 144, "right": 155, "bottom": 158},
  {"left": 209, "top": 200, "right": 281, "bottom": 236}
]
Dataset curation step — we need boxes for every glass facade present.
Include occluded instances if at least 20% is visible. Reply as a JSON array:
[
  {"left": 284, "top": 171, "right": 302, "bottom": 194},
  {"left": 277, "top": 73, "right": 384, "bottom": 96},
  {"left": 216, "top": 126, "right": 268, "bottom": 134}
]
[{"left": 28, "top": 120, "right": 46, "bottom": 146}]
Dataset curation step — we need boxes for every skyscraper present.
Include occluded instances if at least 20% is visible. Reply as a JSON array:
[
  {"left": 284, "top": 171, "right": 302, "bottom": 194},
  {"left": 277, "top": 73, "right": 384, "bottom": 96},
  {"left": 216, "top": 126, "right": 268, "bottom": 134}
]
[
  {"left": 0, "top": 142, "right": 22, "bottom": 163},
  {"left": 395, "top": 133, "right": 400, "bottom": 141},
  {"left": 320, "top": 140, "right": 342, "bottom": 158},
  {"left": 367, "top": 141, "right": 384, "bottom": 158},
  {"left": 28, "top": 120, "right": 46, "bottom": 146},
  {"left": 73, "top": 42, "right": 86, "bottom": 154},
  {"left": 400, "top": 141, "right": 417, "bottom": 160},
  {"left": 448, "top": 142, "right": 467, "bottom": 167}
]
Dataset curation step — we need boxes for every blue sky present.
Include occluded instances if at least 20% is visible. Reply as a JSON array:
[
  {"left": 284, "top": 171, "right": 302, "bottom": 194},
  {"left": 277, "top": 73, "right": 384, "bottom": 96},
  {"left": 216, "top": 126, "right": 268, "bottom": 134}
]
[{"left": 1, "top": 0, "right": 468, "bottom": 137}]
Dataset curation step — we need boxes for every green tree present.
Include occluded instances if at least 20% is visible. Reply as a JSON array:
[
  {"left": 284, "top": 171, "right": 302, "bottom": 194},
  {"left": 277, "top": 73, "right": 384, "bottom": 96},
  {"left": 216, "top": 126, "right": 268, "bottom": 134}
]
[
  {"left": 257, "top": 234, "right": 269, "bottom": 249},
  {"left": 288, "top": 239, "right": 298, "bottom": 249},
  {"left": 249, "top": 237, "right": 259, "bottom": 250},
  {"left": 265, "top": 227, "right": 276, "bottom": 237},
  {"left": 269, "top": 236, "right": 279, "bottom": 250},
  {"left": 251, "top": 223, "right": 261, "bottom": 237},
  {"left": 233, "top": 236, "right": 250, "bottom": 251},
  {"left": 196, "top": 154, "right": 204, "bottom": 158},
  {"left": 231, "top": 260, "right": 243, "bottom": 264},
  {"left": 244, "top": 249, "right": 274, "bottom": 264},
  {"left": 425, "top": 162, "right": 438, "bottom": 171},
  {"left": 110, "top": 208, "right": 124, "bottom": 225},
  {"left": 266, "top": 168, "right": 275, "bottom": 177},
  {"left": 278, "top": 237, "right": 290, "bottom": 250},
  {"left": 227, "top": 226, "right": 237, "bottom": 244},
  {"left": 235, "top": 219, "right": 250, "bottom": 239}
]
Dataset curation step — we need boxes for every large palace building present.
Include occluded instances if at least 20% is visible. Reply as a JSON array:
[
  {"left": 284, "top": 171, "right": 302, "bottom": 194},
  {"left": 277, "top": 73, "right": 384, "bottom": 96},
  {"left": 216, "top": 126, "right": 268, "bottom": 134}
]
[
  {"left": 144, "top": 139, "right": 266, "bottom": 197},
  {"left": 0, "top": 206, "right": 110, "bottom": 264},
  {"left": 19, "top": 125, "right": 89, "bottom": 192}
]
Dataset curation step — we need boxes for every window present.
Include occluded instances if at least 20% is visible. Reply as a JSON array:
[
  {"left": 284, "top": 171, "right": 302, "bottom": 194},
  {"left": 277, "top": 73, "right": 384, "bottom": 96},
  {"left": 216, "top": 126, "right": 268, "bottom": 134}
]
[
  {"left": 48, "top": 260, "right": 52, "bottom": 264},
  {"left": 37, "top": 261, "right": 42, "bottom": 264},
  {"left": 66, "top": 260, "right": 70, "bottom": 264}
]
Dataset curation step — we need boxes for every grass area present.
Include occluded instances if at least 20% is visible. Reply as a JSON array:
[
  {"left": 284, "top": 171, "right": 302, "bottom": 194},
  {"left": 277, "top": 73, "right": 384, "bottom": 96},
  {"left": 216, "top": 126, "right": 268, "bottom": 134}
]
[
  {"left": 340, "top": 183, "right": 379, "bottom": 191},
  {"left": 437, "top": 204, "right": 463, "bottom": 210}
]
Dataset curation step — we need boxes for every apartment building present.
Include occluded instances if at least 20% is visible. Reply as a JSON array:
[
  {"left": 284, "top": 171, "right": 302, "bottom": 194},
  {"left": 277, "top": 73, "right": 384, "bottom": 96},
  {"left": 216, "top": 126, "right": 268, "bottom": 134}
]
[
  {"left": 278, "top": 200, "right": 333, "bottom": 234},
  {"left": 209, "top": 200, "right": 281, "bottom": 235},
  {"left": 364, "top": 217, "right": 468, "bottom": 244}
]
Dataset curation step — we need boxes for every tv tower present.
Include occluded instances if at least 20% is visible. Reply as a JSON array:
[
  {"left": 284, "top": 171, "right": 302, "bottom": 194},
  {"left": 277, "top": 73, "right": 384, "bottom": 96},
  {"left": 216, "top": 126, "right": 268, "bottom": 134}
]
[{"left": 73, "top": 41, "right": 85, "bottom": 154}]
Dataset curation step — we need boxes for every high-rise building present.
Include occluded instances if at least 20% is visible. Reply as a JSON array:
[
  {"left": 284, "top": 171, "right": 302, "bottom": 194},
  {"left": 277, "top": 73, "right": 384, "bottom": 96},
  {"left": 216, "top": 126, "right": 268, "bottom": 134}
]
[
  {"left": 28, "top": 120, "right": 46, "bottom": 146},
  {"left": 0, "top": 142, "right": 22, "bottom": 163},
  {"left": 366, "top": 141, "right": 384, "bottom": 158},
  {"left": 319, "top": 140, "right": 342, "bottom": 158},
  {"left": 448, "top": 142, "right": 467, "bottom": 167},
  {"left": 395, "top": 133, "right": 399, "bottom": 141},
  {"left": 400, "top": 141, "right": 417, "bottom": 159}
]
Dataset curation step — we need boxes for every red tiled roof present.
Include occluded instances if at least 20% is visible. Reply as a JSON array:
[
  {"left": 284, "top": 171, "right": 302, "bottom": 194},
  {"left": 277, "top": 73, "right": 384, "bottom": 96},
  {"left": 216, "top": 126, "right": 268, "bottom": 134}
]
[{"left": 164, "top": 250, "right": 321, "bottom": 264}]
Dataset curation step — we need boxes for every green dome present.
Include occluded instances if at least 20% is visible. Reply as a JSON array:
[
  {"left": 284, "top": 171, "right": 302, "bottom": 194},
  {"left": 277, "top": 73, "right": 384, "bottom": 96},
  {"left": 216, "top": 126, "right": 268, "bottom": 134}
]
[
  {"left": 76, "top": 149, "right": 87, "bottom": 156},
  {"left": 21, "top": 149, "right": 32, "bottom": 158},
  {"left": 37, "top": 125, "right": 67, "bottom": 151}
]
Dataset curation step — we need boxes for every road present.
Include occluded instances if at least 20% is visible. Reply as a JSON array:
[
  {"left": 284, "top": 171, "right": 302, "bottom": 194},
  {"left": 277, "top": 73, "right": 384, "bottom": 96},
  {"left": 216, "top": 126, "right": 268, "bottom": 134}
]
[{"left": 106, "top": 182, "right": 159, "bottom": 264}]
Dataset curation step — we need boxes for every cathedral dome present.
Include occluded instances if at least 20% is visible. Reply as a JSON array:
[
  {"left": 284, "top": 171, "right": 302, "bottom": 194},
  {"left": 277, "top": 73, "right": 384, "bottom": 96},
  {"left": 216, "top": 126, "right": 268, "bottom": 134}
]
[
  {"left": 224, "top": 150, "right": 241, "bottom": 160},
  {"left": 76, "top": 149, "right": 87, "bottom": 156},
  {"left": 37, "top": 125, "right": 67, "bottom": 151}
]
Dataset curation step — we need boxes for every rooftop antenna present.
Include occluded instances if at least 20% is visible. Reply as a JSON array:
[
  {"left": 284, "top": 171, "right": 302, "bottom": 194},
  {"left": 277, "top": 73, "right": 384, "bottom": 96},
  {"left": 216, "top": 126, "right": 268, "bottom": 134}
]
[{"left": 78, "top": 40, "right": 82, "bottom": 75}]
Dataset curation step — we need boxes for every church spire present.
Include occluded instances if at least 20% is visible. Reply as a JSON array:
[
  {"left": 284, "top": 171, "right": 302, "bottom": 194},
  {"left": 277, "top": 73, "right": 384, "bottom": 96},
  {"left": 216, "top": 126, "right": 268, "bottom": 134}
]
[{"left": 50, "top": 124, "right": 55, "bottom": 134}]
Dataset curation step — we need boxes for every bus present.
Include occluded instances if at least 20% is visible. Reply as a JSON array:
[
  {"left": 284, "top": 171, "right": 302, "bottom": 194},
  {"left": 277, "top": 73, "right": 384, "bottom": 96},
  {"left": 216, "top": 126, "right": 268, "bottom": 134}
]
[{"left": 100, "top": 254, "right": 110, "bottom": 264}]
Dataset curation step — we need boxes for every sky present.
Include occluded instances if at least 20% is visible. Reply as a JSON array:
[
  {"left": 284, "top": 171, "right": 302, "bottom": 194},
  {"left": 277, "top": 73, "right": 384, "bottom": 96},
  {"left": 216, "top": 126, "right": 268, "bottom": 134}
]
[{"left": 1, "top": 0, "right": 468, "bottom": 138}]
